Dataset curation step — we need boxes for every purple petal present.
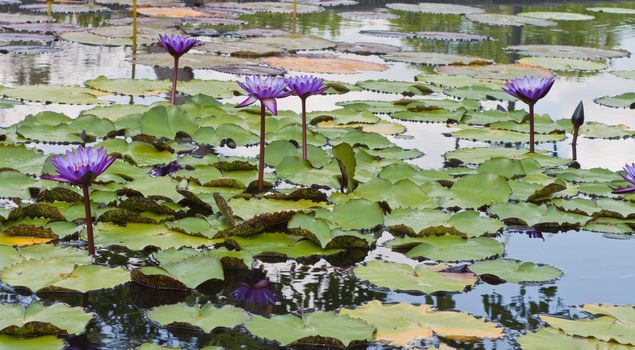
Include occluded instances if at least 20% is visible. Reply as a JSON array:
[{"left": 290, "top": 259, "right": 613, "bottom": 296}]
[
  {"left": 261, "top": 98, "right": 277, "bottom": 115},
  {"left": 236, "top": 96, "right": 258, "bottom": 108}
]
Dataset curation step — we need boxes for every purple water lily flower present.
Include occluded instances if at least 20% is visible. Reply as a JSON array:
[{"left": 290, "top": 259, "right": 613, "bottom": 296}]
[
  {"left": 502, "top": 76, "right": 555, "bottom": 153},
  {"left": 612, "top": 163, "right": 635, "bottom": 194},
  {"left": 158, "top": 34, "right": 201, "bottom": 59},
  {"left": 43, "top": 146, "right": 117, "bottom": 185},
  {"left": 286, "top": 75, "right": 328, "bottom": 161},
  {"left": 230, "top": 278, "right": 279, "bottom": 305},
  {"left": 43, "top": 147, "right": 117, "bottom": 257},
  {"left": 236, "top": 75, "right": 290, "bottom": 115},
  {"left": 158, "top": 34, "right": 201, "bottom": 104},
  {"left": 236, "top": 76, "right": 290, "bottom": 193}
]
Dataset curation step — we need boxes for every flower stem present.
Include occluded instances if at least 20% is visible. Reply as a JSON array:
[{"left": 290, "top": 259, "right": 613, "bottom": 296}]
[
  {"left": 572, "top": 126, "right": 579, "bottom": 161},
  {"left": 258, "top": 103, "right": 266, "bottom": 193},
  {"left": 170, "top": 57, "right": 179, "bottom": 104},
  {"left": 81, "top": 184, "right": 95, "bottom": 257},
  {"left": 528, "top": 103, "right": 535, "bottom": 153},
  {"left": 301, "top": 97, "right": 307, "bottom": 161}
]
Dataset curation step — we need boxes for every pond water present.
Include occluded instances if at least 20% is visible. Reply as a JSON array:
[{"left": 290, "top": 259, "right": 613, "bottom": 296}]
[{"left": 0, "top": 0, "right": 634, "bottom": 349}]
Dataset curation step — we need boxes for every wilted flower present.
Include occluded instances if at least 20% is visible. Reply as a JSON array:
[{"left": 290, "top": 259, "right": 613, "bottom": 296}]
[
  {"left": 503, "top": 76, "right": 555, "bottom": 106},
  {"left": 158, "top": 34, "right": 201, "bottom": 104},
  {"left": 502, "top": 76, "right": 555, "bottom": 153},
  {"left": 230, "top": 270, "right": 279, "bottom": 305},
  {"left": 158, "top": 34, "right": 201, "bottom": 59},
  {"left": 286, "top": 75, "right": 328, "bottom": 161},
  {"left": 236, "top": 75, "right": 290, "bottom": 115},
  {"left": 236, "top": 76, "right": 290, "bottom": 193},
  {"left": 43, "top": 146, "right": 117, "bottom": 185},
  {"left": 43, "top": 147, "right": 116, "bottom": 257},
  {"left": 612, "top": 163, "right": 635, "bottom": 194},
  {"left": 151, "top": 161, "right": 182, "bottom": 177}
]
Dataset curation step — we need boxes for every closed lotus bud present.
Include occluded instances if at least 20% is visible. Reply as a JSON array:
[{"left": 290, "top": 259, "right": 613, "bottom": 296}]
[{"left": 571, "top": 101, "right": 584, "bottom": 128}]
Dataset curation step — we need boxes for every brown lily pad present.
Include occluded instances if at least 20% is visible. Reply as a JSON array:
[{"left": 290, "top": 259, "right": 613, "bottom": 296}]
[
  {"left": 465, "top": 13, "right": 556, "bottom": 26},
  {"left": 225, "top": 29, "right": 290, "bottom": 38},
  {"left": 259, "top": 55, "right": 387, "bottom": 74},
  {"left": 182, "top": 17, "right": 247, "bottom": 26},
  {"left": 334, "top": 42, "right": 401, "bottom": 55},
  {"left": 339, "top": 10, "right": 399, "bottom": 19},
  {"left": 20, "top": 4, "right": 111, "bottom": 14},
  {"left": 132, "top": 52, "right": 254, "bottom": 69},
  {"left": 212, "top": 64, "right": 286, "bottom": 76},
  {"left": 136, "top": 7, "right": 218, "bottom": 18},
  {"left": 382, "top": 51, "right": 493, "bottom": 66}
]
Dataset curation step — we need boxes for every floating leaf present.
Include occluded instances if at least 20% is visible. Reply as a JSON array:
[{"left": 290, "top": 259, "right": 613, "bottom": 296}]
[
  {"left": 446, "top": 173, "right": 512, "bottom": 208},
  {"left": 507, "top": 45, "right": 629, "bottom": 59},
  {"left": 259, "top": 56, "right": 387, "bottom": 74},
  {"left": 386, "top": 2, "right": 484, "bottom": 15},
  {"left": 354, "top": 260, "right": 477, "bottom": 294},
  {"left": 469, "top": 259, "right": 563, "bottom": 283},
  {"left": 390, "top": 236, "right": 504, "bottom": 262},
  {"left": 489, "top": 202, "right": 589, "bottom": 228},
  {"left": 594, "top": 93, "right": 635, "bottom": 109},
  {"left": 93, "top": 223, "right": 211, "bottom": 250},
  {"left": 340, "top": 301, "right": 503, "bottom": 347},
  {"left": 0, "top": 302, "right": 92, "bottom": 336},
  {"left": 518, "top": 327, "right": 635, "bottom": 350},
  {"left": 0, "top": 335, "right": 64, "bottom": 350},
  {"left": 518, "top": 12, "right": 595, "bottom": 21},
  {"left": 465, "top": 13, "right": 556, "bottom": 26},
  {"left": 382, "top": 51, "right": 492, "bottom": 66},
  {"left": 244, "top": 311, "right": 373, "bottom": 346},
  {"left": 437, "top": 63, "right": 554, "bottom": 80},
  {"left": 147, "top": 303, "right": 248, "bottom": 333},
  {"left": 85, "top": 76, "right": 170, "bottom": 96},
  {"left": 1, "top": 85, "right": 108, "bottom": 105},
  {"left": 518, "top": 57, "right": 607, "bottom": 71},
  {"left": 587, "top": 7, "right": 635, "bottom": 14}
]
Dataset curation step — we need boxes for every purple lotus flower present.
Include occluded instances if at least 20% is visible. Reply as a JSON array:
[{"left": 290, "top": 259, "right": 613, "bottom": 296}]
[
  {"left": 612, "top": 163, "right": 635, "bottom": 194},
  {"left": 502, "top": 76, "right": 555, "bottom": 153},
  {"left": 158, "top": 34, "right": 201, "bottom": 104},
  {"left": 43, "top": 146, "right": 117, "bottom": 185},
  {"left": 286, "top": 75, "right": 329, "bottom": 99},
  {"left": 236, "top": 76, "right": 290, "bottom": 193},
  {"left": 230, "top": 278, "right": 279, "bottom": 305},
  {"left": 503, "top": 76, "right": 555, "bottom": 105},
  {"left": 286, "top": 75, "right": 328, "bottom": 161},
  {"left": 236, "top": 75, "right": 290, "bottom": 115},
  {"left": 158, "top": 34, "right": 201, "bottom": 59},
  {"left": 43, "top": 146, "right": 116, "bottom": 258}
]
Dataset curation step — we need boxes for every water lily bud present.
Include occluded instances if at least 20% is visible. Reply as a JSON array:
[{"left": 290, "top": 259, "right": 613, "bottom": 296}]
[{"left": 571, "top": 101, "right": 584, "bottom": 128}]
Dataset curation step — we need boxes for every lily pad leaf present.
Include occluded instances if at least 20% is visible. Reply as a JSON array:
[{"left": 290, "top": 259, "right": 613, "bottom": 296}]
[
  {"left": 340, "top": 300, "right": 503, "bottom": 347},
  {"left": 518, "top": 327, "right": 635, "bottom": 350},
  {"left": 315, "top": 199, "right": 384, "bottom": 230},
  {"left": 0, "top": 335, "right": 64, "bottom": 350},
  {"left": 489, "top": 202, "right": 589, "bottom": 228},
  {"left": 382, "top": 51, "right": 492, "bottom": 66},
  {"left": 506, "top": 44, "right": 629, "bottom": 59},
  {"left": 147, "top": 303, "right": 248, "bottom": 333},
  {"left": 386, "top": 2, "right": 484, "bottom": 15},
  {"left": 389, "top": 236, "right": 504, "bottom": 262},
  {"left": 244, "top": 311, "right": 374, "bottom": 346},
  {"left": 0, "top": 302, "right": 93, "bottom": 336},
  {"left": 446, "top": 173, "right": 512, "bottom": 208},
  {"left": 469, "top": 259, "right": 563, "bottom": 283},
  {"left": 518, "top": 12, "right": 595, "bottom": 21},
  {"left": 85, "top": 76, "right": 170, "bottom": 96},
  {"left": 465, "top": 13, "right": 556, "bottom": 27},
  {"left": 518, "top": 57, "right": 607, "bottom": 72},
  {"left": 354, "top": 260, "right": 478, "bottom": 294},
  {"left": 594, "top": 93, "right": 635, "bottom": 109},
  {"left": 1, "top": 85, "right": 108, "bottom": 105}
]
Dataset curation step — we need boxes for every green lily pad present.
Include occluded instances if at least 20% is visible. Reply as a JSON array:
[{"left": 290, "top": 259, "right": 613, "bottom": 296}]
[
  {"left": 93, "top": 223, "right": 211, "bottom": 250},
  {"left": 444, "top": 85, "right": 515, "bottom": 101},
  {"left": 506, "top": 45, "right": 629, "bottom": 59},
  {"left": 316, "top": 199, "right": 384, "bottom": 230},
  {"left": 553, "top": 198, "right": 635, "bottom": 219},
  {"left": 489, "top": 202, "right": 589, "bottom": 228},
  {"left": 518, "top": 327, "right": 635, "bottom": 350},
  {"left": 0, "top": 335, "right": 64, "bottom": 350},
  {"left": 518, "top": 57, "right": 607, "bottom": 71},
  {"left": 0, "top": 171, "right": 38, "bottom": 200},
  {"left": 340, "top": 300, "right": 503, "bottom": 347},
  {"left": 85, "top": 76, "right": 170, "bottom": 96},
  {"left": 587, "top": 7, "right": 635, "bottom": 14},
  {"left": 389, "top": 236, "right": 504, "bottom": 262},
  {"left": 594, "top": 93, "right": 635, "bottom": 109},
  {"left": 1, "top": 258, "right": 129, "bottom": 293},
  {"left": 356, "top": 80, "right": 435, "bottom": 96},
  {"left": 382, "top": 51, "right": 492, "bottom": 66},
  {"left": 385, "top": 2, "right": 484, "bottom": 15},
  {"left": 391, "top": 109, "right": 466, "bottom": 123},
  {"left": 60, "top": 31, "right": 155, "bottom": 46},
  {"left": 1, "top": 85, "right": 108, "bottom": 105},
  {"left": 446, "top": 173, "right": 512, "bottom": 208},
  {"left": 177, "top": 80, "right": 243, "bottom": 99},
  {"left": 469, "top": 259, "right": 563, "bottom": 283},
  {"left": 288, "top": 213, "right": 371, "bottom": 249},
  {"left": 0, "top": 144, "right": 46, "bottom": 175},
  {"left": 147, "top": 303, "right": 248, "bottom": 333},
  {"left": 0, "top": 302, "right": 92, "bottom": 336},
  {"left": 132, "top": 248, "right": 224, "bottom": 290},
  {"left": 231, "top": 232, "right": 343, "bottom": 259},
  {"left": 244, "top": 311, "right": 373, "bottom": 346},
  {"left": 132, "top": 52, "right": 254, "bottom": 70},
  {"left": 541, "top": 304, "right": 635, "bottom": 346},
  {"left": 354, "top": 260, "right": 478, "bottom": 294},
  {"left": 452, "top": 127, "right": 565, "bottom": 143},
  {"left": 465, "top": 13, "right": 556, "bottom": 26},
  {"left": 344, "top": 179, "right": 436, "bottom": 209},
  {"left": 518, "top": 12, "right": 594, "bottom": 21}
]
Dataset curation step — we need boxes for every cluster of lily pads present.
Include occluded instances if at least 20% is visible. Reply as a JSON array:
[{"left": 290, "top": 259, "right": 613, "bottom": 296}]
[{"left": 0, "top": 0, "right": 634, "bottom": 349}]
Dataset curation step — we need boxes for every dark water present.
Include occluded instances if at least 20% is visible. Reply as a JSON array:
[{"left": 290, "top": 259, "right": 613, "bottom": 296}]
[{"left": 0, "top": 0, "right": 634, "bottom": 349}]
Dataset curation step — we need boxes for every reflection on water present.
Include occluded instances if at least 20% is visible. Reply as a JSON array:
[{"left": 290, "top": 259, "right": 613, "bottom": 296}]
[{"left": 0, "top": 1, "right": 635, "bottom": 349}]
